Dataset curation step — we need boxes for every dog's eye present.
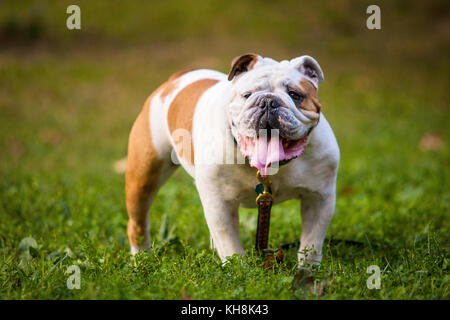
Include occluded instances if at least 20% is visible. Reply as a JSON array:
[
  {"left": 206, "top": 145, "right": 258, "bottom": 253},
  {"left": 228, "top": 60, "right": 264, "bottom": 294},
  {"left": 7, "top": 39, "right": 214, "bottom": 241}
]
[
  {"left": 288, "top": 91, "right": 304, "bottom": 101},
  {"left": 242, "top": 92, "right": 252, "bottom": 99}
]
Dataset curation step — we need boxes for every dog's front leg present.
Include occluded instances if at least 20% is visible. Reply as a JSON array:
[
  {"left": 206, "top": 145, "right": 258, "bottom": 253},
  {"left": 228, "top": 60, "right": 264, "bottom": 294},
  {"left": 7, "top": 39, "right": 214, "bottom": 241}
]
[
  {"left": 298, "top": 189, "right": 336, "bottom": 268},
  {"left": 197, "top": 181, "right": 244, "bottom": 261}
]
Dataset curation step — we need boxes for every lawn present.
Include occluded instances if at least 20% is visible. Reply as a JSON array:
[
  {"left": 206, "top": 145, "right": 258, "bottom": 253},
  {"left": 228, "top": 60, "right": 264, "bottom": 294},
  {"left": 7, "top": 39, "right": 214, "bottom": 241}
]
[{"left": 0, "top": 0, "right": 449, "bottom": 299}]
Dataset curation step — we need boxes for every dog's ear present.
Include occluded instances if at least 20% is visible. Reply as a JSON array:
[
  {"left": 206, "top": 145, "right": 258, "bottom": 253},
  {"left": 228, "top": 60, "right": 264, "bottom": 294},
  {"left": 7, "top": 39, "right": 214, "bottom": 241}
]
[
  {"left": 291, "top": 55, "right": 324, "bottom": 87},
  {"left": 228, "top": 53, "right": 260, "bottom": 81}
]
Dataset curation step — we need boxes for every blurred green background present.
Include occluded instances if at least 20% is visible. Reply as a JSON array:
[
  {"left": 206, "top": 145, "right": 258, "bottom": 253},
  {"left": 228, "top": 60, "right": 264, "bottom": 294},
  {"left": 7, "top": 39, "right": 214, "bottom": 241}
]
[{"left": 0, "top": 0, "right": 448, "bottom": 299}]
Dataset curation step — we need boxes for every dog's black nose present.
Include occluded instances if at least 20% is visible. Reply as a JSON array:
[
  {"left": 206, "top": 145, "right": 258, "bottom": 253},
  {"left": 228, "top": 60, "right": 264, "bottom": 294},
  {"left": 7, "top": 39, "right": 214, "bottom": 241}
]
[{"left": 257, "top": 96, "right": 281, "bottom": 109}]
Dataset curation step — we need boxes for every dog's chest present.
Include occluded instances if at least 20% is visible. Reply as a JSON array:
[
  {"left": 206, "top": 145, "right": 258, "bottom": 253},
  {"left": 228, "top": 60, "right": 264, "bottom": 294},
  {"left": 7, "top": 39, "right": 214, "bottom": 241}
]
[{"left": 216, "top": 156, "right": 323, "bottom": 208}]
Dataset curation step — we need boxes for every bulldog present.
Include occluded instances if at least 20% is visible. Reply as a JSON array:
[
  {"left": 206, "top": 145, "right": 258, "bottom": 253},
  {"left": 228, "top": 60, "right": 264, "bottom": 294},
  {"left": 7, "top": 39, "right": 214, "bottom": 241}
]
[{"left": 125, "top": 54, "right": 339, "bottom": 269}]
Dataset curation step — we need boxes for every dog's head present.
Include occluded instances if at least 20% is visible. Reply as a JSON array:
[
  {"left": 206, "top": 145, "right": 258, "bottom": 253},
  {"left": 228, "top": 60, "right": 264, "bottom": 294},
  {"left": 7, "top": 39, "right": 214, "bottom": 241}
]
[{"left": 227, "top": 53, "right": 324, "bottom": 175}]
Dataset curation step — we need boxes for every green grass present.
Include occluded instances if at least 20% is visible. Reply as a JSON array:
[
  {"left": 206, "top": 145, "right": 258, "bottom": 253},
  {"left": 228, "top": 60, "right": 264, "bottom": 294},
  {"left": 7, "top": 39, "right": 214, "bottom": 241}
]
[{"left": 0, "top": 0, "right": 449, "bottom": 299}]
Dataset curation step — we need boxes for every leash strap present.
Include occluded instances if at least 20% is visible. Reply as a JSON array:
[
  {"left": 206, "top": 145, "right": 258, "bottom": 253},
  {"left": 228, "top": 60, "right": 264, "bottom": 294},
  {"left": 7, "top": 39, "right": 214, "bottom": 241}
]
[
  {"left": 256, "top": 197, "right": 272, "bottom": 250},
  {"left": 255, "top": 171, "right": 284, "bottom": 267},
  {"left": 255, "top": 171, "right": 273, "bottom": 251}
]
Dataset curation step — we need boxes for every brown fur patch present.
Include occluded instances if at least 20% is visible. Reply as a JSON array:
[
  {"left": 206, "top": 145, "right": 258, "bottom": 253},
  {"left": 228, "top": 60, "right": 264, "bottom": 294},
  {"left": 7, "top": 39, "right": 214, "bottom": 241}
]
[
  {"left": 168, "top": 79, "right": 219, "bottom": 165},
  {"left": 126, "top": 93, "right": 162, "bottom": 248},
  {"left": 298, "top": 79, "right": 322, "bottom": 114}
]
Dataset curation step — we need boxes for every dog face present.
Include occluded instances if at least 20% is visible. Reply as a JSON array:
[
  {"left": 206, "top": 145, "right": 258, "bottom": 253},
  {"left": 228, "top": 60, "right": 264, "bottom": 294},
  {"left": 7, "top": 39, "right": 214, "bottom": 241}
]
[{"left": 227, "top": 53, "right": 324, "bottom": 174}]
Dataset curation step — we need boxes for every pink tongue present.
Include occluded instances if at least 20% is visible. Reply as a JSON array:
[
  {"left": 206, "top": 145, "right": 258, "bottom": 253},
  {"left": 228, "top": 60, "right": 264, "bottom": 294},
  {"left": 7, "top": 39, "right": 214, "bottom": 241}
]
[
  {"left": 250, "top": 136, "right": 285, "bottom": 176},
  {"left": 239, "top": 134, "right": 309, "bottom": 177}
]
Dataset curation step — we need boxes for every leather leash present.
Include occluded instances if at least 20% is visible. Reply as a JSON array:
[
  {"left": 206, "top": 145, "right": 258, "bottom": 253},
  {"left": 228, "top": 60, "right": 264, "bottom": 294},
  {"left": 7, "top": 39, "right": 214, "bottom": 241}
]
[{"left": 255, "top": 170, "right": 284, "bottom": 268}]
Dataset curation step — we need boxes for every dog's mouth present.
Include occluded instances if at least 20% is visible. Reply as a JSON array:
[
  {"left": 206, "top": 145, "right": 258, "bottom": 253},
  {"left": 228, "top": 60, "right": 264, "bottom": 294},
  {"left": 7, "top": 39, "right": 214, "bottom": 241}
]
[{"left": 238, "top": 128, "right": 310, "bottom": 176}]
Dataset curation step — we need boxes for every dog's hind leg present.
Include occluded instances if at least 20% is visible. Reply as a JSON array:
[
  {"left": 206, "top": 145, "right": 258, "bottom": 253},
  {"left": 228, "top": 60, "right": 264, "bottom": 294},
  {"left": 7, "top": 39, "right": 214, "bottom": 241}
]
[{"left": 125, "top": 95, "right": 176, "bottom": 255}]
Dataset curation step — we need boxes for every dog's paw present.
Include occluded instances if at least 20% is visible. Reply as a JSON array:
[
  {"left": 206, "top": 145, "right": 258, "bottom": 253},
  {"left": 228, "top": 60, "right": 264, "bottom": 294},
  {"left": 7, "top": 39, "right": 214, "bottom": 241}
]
[
  {"left": 291, "top": 268, "right": 328, "bottom": 297},
  {"left": 130, "top": 246, "right": 152, "bottom": 256}
]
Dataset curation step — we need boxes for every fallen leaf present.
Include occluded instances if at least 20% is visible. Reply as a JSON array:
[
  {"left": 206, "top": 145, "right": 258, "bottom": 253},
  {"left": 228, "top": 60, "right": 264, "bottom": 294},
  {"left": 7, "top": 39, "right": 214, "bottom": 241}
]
[
  {"left": 181, "top": 289, "right": 192, "bottom": 300},
  {"left": 419, "top": 133, "right": 444, "bottom": 151},
  {"left": 339, "top": 185, "right": 353, "bottom": 196},
  {"left": 113, "top": 157, "right": 127, "bottom": 173}
]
